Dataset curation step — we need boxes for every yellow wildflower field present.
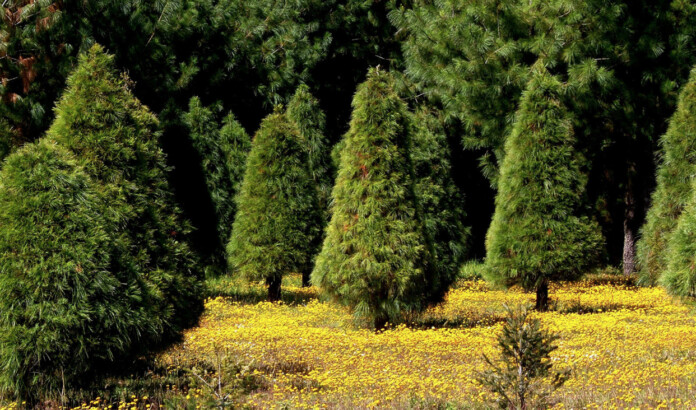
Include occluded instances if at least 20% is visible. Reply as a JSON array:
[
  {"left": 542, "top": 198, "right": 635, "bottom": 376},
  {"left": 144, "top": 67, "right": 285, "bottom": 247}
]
[{"left": 153, "top": 275, "right": 696, "bottom": 409}]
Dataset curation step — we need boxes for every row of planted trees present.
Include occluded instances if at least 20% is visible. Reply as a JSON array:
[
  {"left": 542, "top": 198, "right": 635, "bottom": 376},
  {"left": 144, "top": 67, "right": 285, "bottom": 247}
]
[{"left": 3, "top": 42, "right": 696, "bottom": 403}]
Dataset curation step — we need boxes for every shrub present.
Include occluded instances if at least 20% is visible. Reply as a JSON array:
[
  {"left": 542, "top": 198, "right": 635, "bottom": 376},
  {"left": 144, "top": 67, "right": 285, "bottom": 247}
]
[
  {"left": 638, "top": 67, "right": 696, "bottom": 285},
  {"left": 227, "top": 111, "right": 322, "bottom": 301},
  {"left": 477, "top": 304, "right": 569, "bottom": 409},
  {"left": 0, "top": 140, "right": 152, "bottom": 400},
  {"left": 484, "top": 66, "right": 604, "bottom": 311}
]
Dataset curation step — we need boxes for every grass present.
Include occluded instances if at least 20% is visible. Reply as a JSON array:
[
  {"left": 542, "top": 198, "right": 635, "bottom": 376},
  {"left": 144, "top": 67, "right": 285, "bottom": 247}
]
[{"left": 3, "top": 272, "right": 696, "bottom": 409}]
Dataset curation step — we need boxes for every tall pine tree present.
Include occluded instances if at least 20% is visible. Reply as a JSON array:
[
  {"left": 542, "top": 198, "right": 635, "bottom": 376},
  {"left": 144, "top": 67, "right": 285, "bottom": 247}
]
[
  {"left": 312, "top": 69, "right": 432, "bottom": 329},
  {"left": 286, "top": 84, "right": 333, "bottom": 286},
  {"left": 485, "top": 67, "right": 604, "bottom": 311},
  {"left": 638, "top": 67, "right": 696, "bottom": 285},
  {"left": 46, "top": 45, "right": 203, "bottom": 336},
  {"left": 227, "top": 111, "right": 322, "bottom": 301},
  {"left": 183, "top": 98, "right": 251, "bottom": 272},
  {"left": 410, "top": 107, "right": 469, "bottom": 303}
]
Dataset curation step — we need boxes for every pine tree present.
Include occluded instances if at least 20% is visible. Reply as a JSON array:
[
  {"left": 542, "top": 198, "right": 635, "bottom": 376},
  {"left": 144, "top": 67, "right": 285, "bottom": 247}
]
[
  {"left": 46, "top": 45, "right": 203, "bottom": 337},
  {"left": 638, "top": 67, "right": 696, "bottom": 285},
  {"left": 227, "top": 111, "right": 322, "bottom": 301},
  {"left": 312, "top": 69, "right": 432, "bottom": 329},
  {"left": 286, "top": 84, "right": 333, "bottom": 285},
  {"left": 410, "top": 107, "right": 469, "bottom": 303},
  {"left": 0, "top": 140, "right": 153, "bottom": 399},
  {"left": 183, "top": 98, "right": 251, "bottom": 271},
  {"left": 485, "top": 67, "right": 604, "bottom": 311}
]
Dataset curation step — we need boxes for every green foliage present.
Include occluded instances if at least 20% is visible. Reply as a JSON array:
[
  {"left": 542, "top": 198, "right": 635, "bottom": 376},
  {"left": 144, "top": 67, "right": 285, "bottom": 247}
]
[
  {"left": 638, "top": 67, "right": 696, "bottom": 286},
  {"left": 183, "top": 97, "right": 251, "bottom": 271},
  {"left": 0, "top": 119, "right": 14, "bottom": 162},
  {"left": 485, "top": 68, "right": 604, "bottom": 300},
  {"left": 410, "top": 107, "right": 469, "bottom": 302},
  {"left": 662, "top": 177, "right": 696, "bottom": 298},
  {"left": 477, "top": 305, "right": 569, "bottom": 409},
  {"left": 0, "top": 140, "right": 151, "bottom": 399},
  {"left": 227, "top": 111, "right": 322, "bottom": 301},
  {"left": 287, "top": 84, "right": 333, "bottom": 216},
  {"left": 312, "top": 69, "right": 432, "bottom": 328},
  {"left": 46, "top": 45, "right": 203, "bottom": 337}
]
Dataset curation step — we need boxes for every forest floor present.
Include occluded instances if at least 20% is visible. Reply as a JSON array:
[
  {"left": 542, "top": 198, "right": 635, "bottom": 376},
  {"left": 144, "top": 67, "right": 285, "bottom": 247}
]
[{"left": 5, "top": 272, "right": 696, "bottom": 409}]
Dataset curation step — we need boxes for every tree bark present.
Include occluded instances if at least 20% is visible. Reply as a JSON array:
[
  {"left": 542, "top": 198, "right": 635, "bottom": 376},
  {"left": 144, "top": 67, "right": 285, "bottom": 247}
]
[
  {"left": 267, "top": 275, "right": 282, "bottom": 302},
  {"left": 623, "top": 182, "right": 637, "bottom": 275},
  {"left": 535, "top": 280, "right": 549, "bottom": 312}
]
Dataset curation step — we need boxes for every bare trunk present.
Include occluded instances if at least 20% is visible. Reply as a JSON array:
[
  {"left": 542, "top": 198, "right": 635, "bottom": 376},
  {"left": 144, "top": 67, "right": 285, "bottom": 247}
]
[
  {"left": 535, "top": 280, "right": 549, "bottom": 312},
  {"left": 267, "top": 275, "right": 282, "bottom": 302},
  {"left": 302, "top": 270, "right": 311, "bottom": 287},
  {"left": 374, "top": 316, "right": 388, "bottom": 331},
  {"left": 623, "top": 185, "right": 637, "bottom": 275}
]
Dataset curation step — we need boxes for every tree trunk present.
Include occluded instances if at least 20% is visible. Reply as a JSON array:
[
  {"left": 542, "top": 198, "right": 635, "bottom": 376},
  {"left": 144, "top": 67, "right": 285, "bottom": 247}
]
[
  {"left": 267, "top": 275, "right": 282, "bottom": 302},
  {"left": 302, "top": 270, "right": 311, "bottom": 287},
  {"left": 535, "top": 280, "right": 549, "bottom": 312},
  {"left": 374, "top": 316, "right": 388, "bottom": 331},
  {"left": 623, "top": 183, "right": 637, "bottom": 275}
]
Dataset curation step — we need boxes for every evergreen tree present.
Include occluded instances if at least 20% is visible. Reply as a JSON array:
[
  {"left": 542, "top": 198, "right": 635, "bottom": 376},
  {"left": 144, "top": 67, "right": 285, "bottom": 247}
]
[
  {"left": 410, "top": 108, "right": 469, "bottom": 303},
  {"left": 0, "top": 140, "right": 153, "bottom": 399},
  {"left": 638, "top": 67, "right": 696, "bottom": 285},
  {"left": 485, "top": 67, "right": 604, "bottom": 311},
  {"left": 46, "top": 45, "right": 203, "bottom": 337},
  {"left": 227, "top": 111, "right": 322, "bottom": 301},
  {"left": 312, "top": 69, "right": 432, "bottom": 329},
  {"left": 183, "top": 98, "right": 251, "bottom": 272},
  {"left": 286, "top": 84, "right": 333, "bottom": 286}
]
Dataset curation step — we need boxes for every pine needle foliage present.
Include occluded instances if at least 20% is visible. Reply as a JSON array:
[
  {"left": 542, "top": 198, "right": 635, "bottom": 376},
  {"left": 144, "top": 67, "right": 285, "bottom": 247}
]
[
  {"left": 410, "top": 107, "right": 469, "bottom": 303},
  {"left": 638, "top": 67, "right": 696, "bottom": 286},
  {"left": 46, "top": 45, "right": 203, "bottom": 338},
  {"left": 287, "top": 84, "right": 333, "bottom": 217},
  {"left": 227, "top": 111, "right": 322, "bottom": 301},
  {"left": 477, "top": 305, "right": 569, "bottom": 409},
  {"left": 286, "top": 85, "right": 333, "bottom": 285},
  {"left": 0, "top": 140, "right": 151, "bottom": 400},
  {"left": 183, "top": 97, "right": 251, "bottom": 271},
  {"left": 662, "top": 178, "right": 696, "bottom": 298},
  {"left": 312, "top": 68, "right": 432, "bottom": 329},
  {"left": 485, "top": 67, "right": 604, "bottom": 310}
]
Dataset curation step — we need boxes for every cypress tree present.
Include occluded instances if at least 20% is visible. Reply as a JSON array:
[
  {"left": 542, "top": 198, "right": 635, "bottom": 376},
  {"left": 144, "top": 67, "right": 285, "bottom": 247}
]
[
  {"left": 183, "top": 98, "right": 251, "bottom": 271},
  {"left": 638, "top": 67, "right": 696, "bottom": 285},
  {"left": 46, "top": 45, "right": 203, "bottom": 337},
  {"left": 286, "top": 84, "right": 333, "bottom": 285},
  {"left": 227, "top": 111, "right": 322, "bottom": 302},
  {"left": 410, "top": 108, "right": 469, "bottom": 303},
  {"left": 662, "top": 181, "right": 696, "bottom": 298},
  {"left": 0, "top": 140, "right": 153, "bottom": 399},
  {"left": 312, "top": 69, "right": 432, "bottom": 329},
  {"left": 485, "top": 67, "right": 604, "bottom": 311}
]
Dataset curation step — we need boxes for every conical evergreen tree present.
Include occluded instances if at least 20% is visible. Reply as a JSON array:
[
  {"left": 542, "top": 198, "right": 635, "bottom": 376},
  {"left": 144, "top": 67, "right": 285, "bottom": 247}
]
[
  {"left": 286, "top": 84, "right": 333, "bottom": 285},
  {"left": 485, "top": 67, "right": 604, "bottom": 311},
  {"left": 638, "top": 67, "right": 696, "bottom": 285},
  {"left": 312, "top": 69, "right": 432, "bottom": 329},
  {"left": 227, "top": 111, "right": 322, "bottom": 301},
  {"left": 410, "top": 107, "right": 469, "bottom": 303},
  {"left": 46, "top": 45, "right": 203, "bottom": 337},
  {"left": 183, "top": 98, "right": 251, "bottom": 271},
  {"left": 0, "top": 140, "right": 153, "bottom": 399}
]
